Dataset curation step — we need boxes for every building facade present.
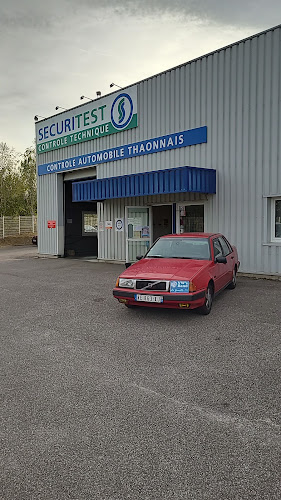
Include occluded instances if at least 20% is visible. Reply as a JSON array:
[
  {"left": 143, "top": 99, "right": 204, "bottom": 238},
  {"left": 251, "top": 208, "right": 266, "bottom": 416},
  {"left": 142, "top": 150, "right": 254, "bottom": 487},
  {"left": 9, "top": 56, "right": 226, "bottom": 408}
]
[{"left": 36, "top": 24, "right": 281, "bottom": 275}]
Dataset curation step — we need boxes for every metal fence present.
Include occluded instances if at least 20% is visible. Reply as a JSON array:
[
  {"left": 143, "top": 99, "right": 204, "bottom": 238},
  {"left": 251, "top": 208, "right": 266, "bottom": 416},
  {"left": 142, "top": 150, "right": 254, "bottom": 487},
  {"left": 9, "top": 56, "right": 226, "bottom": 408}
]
[{"left": 0, "top": 216, "right": 37, "bottom": 238}]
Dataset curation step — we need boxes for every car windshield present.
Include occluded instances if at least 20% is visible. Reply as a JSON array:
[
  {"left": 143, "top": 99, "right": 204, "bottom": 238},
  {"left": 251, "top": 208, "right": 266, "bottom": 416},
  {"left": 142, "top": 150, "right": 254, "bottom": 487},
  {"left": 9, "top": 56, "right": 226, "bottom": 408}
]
[{"left": 146, "top": 237, "right": 211, "bottom": 260}]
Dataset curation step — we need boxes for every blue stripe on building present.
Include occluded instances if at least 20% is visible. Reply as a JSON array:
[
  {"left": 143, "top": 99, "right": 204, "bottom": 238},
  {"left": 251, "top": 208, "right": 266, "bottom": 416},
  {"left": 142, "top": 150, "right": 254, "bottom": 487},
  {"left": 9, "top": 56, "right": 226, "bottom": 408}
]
[{"left": 37, "top": 127, "right": 207, "bottom": 176}]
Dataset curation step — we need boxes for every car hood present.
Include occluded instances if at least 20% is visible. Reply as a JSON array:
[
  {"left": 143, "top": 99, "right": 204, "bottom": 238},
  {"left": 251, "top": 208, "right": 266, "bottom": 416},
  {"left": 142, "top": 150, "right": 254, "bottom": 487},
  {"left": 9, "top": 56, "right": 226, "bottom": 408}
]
[{"left": 121, "top": 258, "right": 210, "bottom": 281}]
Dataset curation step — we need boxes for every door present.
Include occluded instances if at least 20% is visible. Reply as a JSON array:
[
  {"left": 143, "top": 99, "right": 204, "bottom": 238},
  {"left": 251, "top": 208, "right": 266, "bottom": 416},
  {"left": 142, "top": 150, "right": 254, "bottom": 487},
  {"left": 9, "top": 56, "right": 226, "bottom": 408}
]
[
  {"left": 152, "top": 205, "right": 172, "bottom": 242},
  {"left": 218, "top": 235, "right": 234, "bottom": 284},
  {"left": 126, "top": 207, "right": 151, "bottom": 263},
  {"left": 212, "top": 237, "right": 230, "bottom": 291},
  {"left": 64, "top": 181, "right": 98, "bottom": 257},
  {"left": 178, "top": 204, "right": 204, "bottom": 233}
]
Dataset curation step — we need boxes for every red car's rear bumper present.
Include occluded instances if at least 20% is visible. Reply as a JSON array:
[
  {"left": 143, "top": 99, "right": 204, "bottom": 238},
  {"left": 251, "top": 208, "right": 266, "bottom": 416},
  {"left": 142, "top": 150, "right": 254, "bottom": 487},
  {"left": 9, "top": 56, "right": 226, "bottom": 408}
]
[{"left": 113, "top": 288, "right": 206, "bottom": 309}]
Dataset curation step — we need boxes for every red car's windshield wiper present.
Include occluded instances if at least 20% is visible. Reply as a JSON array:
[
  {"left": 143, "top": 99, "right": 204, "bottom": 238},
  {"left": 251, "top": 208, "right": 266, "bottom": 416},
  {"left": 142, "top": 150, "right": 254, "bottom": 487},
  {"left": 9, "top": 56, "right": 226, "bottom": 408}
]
[
  {"left": 147, "top": 255, "right": 193, "bottom": 259},
  {"left": 171, "top": 256, "right": 192, "bottom": 259}
]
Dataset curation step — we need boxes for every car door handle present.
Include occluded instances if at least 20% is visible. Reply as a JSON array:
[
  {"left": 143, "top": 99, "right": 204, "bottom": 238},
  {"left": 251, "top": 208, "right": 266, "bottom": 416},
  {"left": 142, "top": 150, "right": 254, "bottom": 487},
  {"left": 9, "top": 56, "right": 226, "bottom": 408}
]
[{"left": 231, "top": 256, "right": 234, "bottom": 259}]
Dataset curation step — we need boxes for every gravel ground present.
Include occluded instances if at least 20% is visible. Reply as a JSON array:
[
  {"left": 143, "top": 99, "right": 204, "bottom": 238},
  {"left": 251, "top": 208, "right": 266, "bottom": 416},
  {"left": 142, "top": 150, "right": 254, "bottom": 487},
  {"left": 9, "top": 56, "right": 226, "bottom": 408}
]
[{"left": 0, "top": 246, "right": 280, "bottom": 500}]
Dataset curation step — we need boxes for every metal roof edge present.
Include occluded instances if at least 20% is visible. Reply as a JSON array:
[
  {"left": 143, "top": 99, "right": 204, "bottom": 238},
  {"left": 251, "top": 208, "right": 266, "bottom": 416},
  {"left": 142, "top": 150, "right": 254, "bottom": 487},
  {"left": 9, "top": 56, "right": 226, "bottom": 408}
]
[
  {"left": 36, "top": 23, "right": 281, "bottom": 123},
  {"left": 136, "top": 23, "right": 281, "bottom": 85}
]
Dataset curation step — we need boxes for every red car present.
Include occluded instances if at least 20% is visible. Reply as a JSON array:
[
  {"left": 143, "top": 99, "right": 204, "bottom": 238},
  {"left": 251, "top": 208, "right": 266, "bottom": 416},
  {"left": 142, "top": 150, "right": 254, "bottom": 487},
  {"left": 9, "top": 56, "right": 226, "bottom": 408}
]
[{"left": 113, "top": 233, "right": 240, "bottom": 315}]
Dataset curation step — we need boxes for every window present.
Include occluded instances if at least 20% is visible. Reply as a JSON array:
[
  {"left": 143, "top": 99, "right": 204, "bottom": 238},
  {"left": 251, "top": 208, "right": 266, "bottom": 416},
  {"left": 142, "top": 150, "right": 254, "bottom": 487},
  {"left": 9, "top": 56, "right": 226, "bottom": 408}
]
[
  {"left": 223, "top": 237, "right": 233, "bottom": 253},
  {"left": 272, "top": 198, "right": 281, "bottom": 240},
  {"left": 126, "top": 207, "right": 151, "bottom": 262},
  {"left": 219, "top": 237, "right": 231, "bottom": 256},
  {"left": 82, "top": 212, "right": 98, "bottom": 236},
  {"left": 146, "top": 237, "right": 211, "bottom": 260},
  {"left": 213, "top": 239, "right": 223, "bottom": 258},
  {"left": 179, "top": 204, "right": 204, "bottom": 233}
]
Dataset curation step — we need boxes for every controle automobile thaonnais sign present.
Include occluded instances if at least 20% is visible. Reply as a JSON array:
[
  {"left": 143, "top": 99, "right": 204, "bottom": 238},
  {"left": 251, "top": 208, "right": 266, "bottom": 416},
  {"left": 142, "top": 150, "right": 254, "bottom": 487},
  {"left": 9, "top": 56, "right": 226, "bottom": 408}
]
[
  {"left": 38, "top": 126, "right": 207, "bottom": 175},
  {"left": 36, "top": 87, "right": 138, "bottom": 154}
]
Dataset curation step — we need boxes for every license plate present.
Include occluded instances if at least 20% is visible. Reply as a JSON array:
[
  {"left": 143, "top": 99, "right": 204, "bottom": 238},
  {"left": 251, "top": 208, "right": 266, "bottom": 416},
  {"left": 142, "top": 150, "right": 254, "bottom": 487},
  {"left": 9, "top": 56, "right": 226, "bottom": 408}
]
[{"left": 134, "top": 294, "right": 163, "bottom": 303}]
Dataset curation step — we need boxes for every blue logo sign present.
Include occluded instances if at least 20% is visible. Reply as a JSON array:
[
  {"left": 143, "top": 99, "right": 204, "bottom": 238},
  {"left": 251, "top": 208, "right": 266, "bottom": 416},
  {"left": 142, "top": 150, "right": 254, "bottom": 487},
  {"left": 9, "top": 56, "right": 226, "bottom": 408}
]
[
  {"left": 170, "top": 281, "right": 190, "bottom": 293},
  {"left": 111, "top": 93, "right": 134, "bottom": 130}
]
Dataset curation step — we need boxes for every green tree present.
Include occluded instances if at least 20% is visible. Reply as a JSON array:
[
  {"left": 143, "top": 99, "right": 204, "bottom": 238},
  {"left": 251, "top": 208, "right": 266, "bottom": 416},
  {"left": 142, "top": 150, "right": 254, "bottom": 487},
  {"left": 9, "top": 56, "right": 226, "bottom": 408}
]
[
  {"left": 0, "top": 142, "right": 19, "bottom": 216},
  {"left": 20, "top": 147, "right": 37, "bottom": 215},
  {"left": 0, "top": 142, "right": 37, "bottom": 216}
]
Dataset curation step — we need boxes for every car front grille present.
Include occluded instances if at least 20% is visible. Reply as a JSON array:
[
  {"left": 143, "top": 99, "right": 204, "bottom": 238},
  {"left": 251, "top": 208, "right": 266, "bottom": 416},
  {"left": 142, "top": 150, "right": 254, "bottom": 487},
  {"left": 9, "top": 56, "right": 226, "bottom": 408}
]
[{"left": 135, "top": 280, "right": 168, "bottom": 291}]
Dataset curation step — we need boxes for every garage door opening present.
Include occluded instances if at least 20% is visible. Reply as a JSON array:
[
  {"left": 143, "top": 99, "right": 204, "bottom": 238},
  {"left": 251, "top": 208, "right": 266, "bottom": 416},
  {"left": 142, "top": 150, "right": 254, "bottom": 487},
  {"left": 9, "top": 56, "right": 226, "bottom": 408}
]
[{"left": 64, "top": 181, "right": 98, "bottom": 257}]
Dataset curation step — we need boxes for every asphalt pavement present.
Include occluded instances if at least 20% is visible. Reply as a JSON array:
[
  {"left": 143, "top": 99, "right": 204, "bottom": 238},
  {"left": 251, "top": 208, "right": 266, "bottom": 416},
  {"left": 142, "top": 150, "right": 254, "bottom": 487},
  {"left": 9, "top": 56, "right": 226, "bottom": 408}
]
[{"left": 0, "top": 246, "right": 280, "bottom": 499}]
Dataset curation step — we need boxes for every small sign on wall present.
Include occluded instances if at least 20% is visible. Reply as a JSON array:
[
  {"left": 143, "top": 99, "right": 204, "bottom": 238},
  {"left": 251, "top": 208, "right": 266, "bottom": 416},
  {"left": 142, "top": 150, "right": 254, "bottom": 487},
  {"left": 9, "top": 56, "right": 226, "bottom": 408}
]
[
  {"left": 47, "top": 220, "right": 56, "bottom": 228},
  {"left": 105, "top": 220, "right": 113, "bottom": 229},
  {"left": 141, "top": 226, "right": 150, "bottom": 238},
  {"left": 115, "top": 218, "right": 124, "bottom": 232}
]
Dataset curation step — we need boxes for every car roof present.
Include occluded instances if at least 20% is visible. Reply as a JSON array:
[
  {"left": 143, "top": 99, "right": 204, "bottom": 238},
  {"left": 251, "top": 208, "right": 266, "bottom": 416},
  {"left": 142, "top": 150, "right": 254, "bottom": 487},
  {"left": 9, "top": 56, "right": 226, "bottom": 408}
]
[{"left": 161, "top": 232, "right": 220, "bottom": 239}]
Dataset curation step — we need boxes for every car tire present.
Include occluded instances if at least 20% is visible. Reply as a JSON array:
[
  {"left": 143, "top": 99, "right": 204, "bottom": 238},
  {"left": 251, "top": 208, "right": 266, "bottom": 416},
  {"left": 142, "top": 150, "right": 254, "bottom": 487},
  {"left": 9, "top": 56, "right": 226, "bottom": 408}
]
[
  {"left": 198, "top": 283, "right": 214, "bottom": 315},
  {"left": 227, "top": 268, "right": 237, "bottom": 290}
]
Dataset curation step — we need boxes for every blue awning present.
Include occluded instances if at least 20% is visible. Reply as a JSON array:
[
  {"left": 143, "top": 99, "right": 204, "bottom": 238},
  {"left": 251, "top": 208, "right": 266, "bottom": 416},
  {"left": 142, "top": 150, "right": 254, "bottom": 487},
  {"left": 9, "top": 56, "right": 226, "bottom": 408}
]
[{"left": 72, "top": 165, "right": 216, "bottom": 202}]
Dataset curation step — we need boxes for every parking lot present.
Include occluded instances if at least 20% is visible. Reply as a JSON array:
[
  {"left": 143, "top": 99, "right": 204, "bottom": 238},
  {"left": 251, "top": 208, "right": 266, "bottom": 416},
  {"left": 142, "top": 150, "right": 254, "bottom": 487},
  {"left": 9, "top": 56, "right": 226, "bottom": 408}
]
[{"left": 0, "top": 246, "right": 280, "bottom": 500}]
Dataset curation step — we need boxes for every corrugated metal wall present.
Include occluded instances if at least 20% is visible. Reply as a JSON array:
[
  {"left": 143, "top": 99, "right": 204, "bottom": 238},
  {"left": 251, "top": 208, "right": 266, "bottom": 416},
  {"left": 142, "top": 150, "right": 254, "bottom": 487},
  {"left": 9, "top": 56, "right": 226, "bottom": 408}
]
[
  {"left": 37, "top": 25, "right": 281, "bottom": 274},
  {"left": 38, "top": 174, "right": 64, "bottom": 256}
]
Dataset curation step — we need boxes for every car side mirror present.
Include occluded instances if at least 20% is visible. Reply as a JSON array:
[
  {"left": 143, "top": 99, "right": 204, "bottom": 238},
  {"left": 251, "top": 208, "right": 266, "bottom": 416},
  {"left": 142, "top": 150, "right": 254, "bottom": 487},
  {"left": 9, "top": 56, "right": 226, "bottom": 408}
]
[
  {"left": 136, "top": 255, "right": 143, "bottom": 260},
  {"left": 215, "top": 256, "right": 227, "bottom": 264}
]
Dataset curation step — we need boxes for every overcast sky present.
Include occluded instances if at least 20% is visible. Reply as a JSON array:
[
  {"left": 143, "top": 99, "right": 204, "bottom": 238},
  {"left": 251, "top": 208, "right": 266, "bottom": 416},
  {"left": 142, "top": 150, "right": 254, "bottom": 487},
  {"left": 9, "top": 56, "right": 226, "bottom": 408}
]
[{"left": 0, "top": 0, "right": 280, "bottom": 154}]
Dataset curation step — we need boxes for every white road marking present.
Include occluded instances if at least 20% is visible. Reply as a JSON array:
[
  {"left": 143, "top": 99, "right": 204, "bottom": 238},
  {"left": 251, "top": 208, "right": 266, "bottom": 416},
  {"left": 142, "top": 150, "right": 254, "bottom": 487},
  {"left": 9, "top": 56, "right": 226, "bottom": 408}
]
[{"left": 130, "top": 382, "right": 281, "bottom": 440}]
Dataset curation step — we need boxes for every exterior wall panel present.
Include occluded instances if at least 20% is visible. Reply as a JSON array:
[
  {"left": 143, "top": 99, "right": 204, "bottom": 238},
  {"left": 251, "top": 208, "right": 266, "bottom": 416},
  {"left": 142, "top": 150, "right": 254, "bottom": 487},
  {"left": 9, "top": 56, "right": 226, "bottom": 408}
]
[{"left": 38, "top": 174, "right": 64, "bottom": 256}]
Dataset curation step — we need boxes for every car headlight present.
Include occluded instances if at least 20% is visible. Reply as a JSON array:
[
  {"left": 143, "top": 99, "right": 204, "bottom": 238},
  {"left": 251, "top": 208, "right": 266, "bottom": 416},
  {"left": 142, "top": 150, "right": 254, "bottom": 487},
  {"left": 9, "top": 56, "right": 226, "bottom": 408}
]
[{"left": 119, "top": 278, "right": 135, "bottom": 288}]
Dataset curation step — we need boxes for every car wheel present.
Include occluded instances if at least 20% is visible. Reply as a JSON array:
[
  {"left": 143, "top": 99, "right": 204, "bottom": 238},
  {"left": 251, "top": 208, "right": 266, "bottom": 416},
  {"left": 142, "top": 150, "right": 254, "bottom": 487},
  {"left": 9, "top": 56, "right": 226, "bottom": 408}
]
[
  {"left": 228, "top": 268, "right": 237, "bottom": 289},
  {"left": 198, "top": 283, "right": 214, "bottom": 315}
]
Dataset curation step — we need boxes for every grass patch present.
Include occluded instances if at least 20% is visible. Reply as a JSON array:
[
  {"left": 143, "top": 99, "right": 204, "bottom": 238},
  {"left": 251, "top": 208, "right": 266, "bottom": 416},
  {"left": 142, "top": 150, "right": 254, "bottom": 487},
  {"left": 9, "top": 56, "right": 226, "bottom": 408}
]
[{"left": 0, "top": 234, "right": 35, "bottom": 247}]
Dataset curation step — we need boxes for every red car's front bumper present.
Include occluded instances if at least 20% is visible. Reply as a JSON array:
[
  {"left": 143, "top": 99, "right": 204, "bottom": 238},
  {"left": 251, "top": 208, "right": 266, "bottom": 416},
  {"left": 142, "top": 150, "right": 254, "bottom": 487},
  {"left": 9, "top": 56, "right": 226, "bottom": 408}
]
[{"left": 113, "top": 288, "right": 206, "bottom": 309}]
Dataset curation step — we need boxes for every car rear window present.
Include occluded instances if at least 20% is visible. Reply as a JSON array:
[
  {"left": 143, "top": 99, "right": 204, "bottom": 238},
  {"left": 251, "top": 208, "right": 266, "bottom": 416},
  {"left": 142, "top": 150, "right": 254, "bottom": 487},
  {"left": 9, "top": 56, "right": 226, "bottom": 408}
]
[{"left": 146, "top": 238, "right": 211, "bottom": 260}]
